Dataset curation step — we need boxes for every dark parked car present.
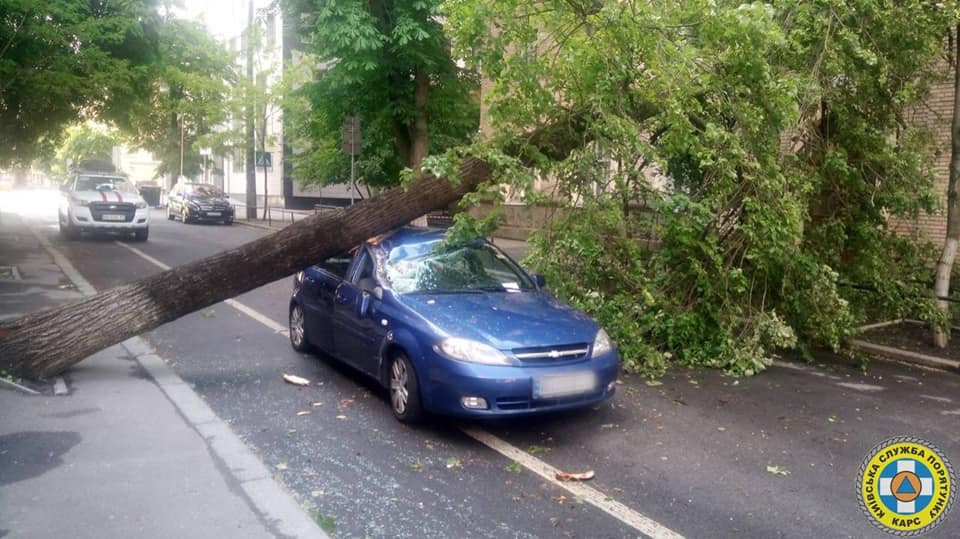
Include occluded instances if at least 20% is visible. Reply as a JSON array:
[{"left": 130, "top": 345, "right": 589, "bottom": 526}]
[
  {"left": 167, "top": 182, "right": 234, "bottom": 224},
  {"left": 289, "top": 227, "right": 619, "bottom": 423}
]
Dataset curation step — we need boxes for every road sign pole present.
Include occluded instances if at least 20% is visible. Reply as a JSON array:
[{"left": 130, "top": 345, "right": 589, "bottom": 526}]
[{"left": 350, "top": 152, "right": 355, "bottom": 205}]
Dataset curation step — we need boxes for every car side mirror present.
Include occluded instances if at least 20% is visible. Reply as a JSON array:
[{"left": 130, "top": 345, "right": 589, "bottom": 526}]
[
  {"left": 531, "top": 273, "right": 547, "bottom": 288},
  {"left": 372, "top": 286, "right": 383, "bottom": 301}
]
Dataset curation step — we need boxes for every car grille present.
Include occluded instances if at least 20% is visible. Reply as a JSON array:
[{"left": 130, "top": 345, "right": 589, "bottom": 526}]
[
  {"left": 495, "top": 391, "right": 602, "bottom": 411},
  {"left": 89, "top": 202, "right": 136, "bottom": 222},
  {"left": 511, "top": 343, "right": 590, "bottom": 364}
]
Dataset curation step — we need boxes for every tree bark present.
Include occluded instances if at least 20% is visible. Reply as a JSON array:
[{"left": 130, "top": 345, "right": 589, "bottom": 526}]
[
  {"left": 0, "top": 159, "right": 491, "bottom": 379},
  {"left": 410, "top": 69, "right": 430, "bottom": 170},
  {"left": 244, "top": 0, "right": 257, "bottom": 219},
  {"left": 933, "top": 24, "right": 960, "bottom": 348},
  {"left": 409, "top": 70, "right": 432, "bottom": 227}
]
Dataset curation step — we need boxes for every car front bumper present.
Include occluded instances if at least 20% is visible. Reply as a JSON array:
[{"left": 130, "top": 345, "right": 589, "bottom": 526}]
[
  {"left": 187, "top": 207, "right": 234, "bottom": 220},
  {"left": 67, "top": 207, "right": 149, "bottom": 229},
  {"left": 420, "top": 350, "right": 620, "bottom": 417}
]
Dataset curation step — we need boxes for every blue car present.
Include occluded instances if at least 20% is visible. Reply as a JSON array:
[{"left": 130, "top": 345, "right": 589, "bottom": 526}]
[{"left": 288, "top": 227, "right": 619, "bottom": 423}]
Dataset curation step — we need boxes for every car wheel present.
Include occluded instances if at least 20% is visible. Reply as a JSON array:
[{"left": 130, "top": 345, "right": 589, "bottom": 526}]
[
  {"left": 167, "top": 207, "right": 175, "bottom": 220},
  {"left": 389, "top": 353, "right": 424, "bottom": 424},
  {"left": 223, "top": 218, "right": 233, "bottom": 226},
  {"left": 134, "top": 228, "right": 149, "bottom": 242},
  {"left": 181, "top": 207, "right": 191, "bottom": 224},
  {"left": 288, "top": 303, "right": 313, "bottom": 352},
  {"left": 60, "top": 215, "right": 78, "bottom": 240}
]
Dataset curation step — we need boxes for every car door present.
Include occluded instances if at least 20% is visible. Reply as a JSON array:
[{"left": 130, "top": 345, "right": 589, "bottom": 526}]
[
  {"left": 169, "top": 184, "right": 182, "bottom": 212},
  {"left": 332, "top": 248, "right": 382, "bottom": 375},
  {"left": 300, "top": 255, "right": 352, "bottom": 353}
]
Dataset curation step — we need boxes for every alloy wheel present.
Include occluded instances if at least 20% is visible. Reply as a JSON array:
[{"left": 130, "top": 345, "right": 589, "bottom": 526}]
[
  {"left": 390, "top": 359, "right": 409, "bottom": 415},
  {"left": 290, "top": 305, "right": 305, "bottom": 348}
]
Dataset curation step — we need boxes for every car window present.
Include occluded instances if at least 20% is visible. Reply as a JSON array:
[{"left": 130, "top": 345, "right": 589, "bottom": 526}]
[
  {"left": 318, "top": 255, "right": 352, "bottom": 279},
  {"left": 186, "top": 184, "right": 224, "bottom": 197},
  {"left": 352, "top": 250, "right": 376, "bottom": 289},
  {"left": 383, "top": 241, "right": 534, "bottom": 294},
  {"left": 75, "top": 176, "right": 133, "bottom": 192}
]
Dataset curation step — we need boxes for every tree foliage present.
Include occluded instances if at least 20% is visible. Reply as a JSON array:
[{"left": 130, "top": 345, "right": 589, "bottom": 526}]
[
  {"left": 285, "top": 0, "right": 479, "bottom": 191},
  {"left": 0, "top": 0, "right": 159, "bottom": 165},
  {"left": 120, "top": 17, "right": 235, "bottom": 179},
  {"left": 444, "top": 0, "right": 956, "bottom": 375},
  {"left": 36, "top": 123, "right": 122, "bottom": 181}
]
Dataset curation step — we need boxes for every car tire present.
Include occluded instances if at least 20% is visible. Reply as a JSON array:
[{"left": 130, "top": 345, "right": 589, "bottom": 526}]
[
  {"left": 134, "top": 228, "right": 149, "bottom": 242},
  {"left": 167, "top": 207, "right": 175, "bottom": 220},
  {"left": 60, "top": 215, "right": 78, "bottom": 240},
  {"left": 181, "top": 207, "right": 191, "bottom": 224},
  {"left": 288, "top": 303, "right": 313, "bottom": 353},
  {"left": 223, "top": 218, "right": 233, "bottom": 226},
  {"left": 389, "top": 352, "right": 424, "bottom": 424}
]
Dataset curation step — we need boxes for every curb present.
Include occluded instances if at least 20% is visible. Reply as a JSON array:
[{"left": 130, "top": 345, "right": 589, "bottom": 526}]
[
  {"left": 850, "top": 339, "right": 960, "bottom": 372},
  {"left": 29, "top": 220, "right": 328, "bottom": 539},
  {"left": 853, "top": 319, "right": 960, "bottom": 373},
  {"left": 234, "top": 219, "right": 285, "bottom": 232}
]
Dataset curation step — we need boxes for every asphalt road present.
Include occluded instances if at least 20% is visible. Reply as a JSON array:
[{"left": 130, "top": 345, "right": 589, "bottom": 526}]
[{"left": 32, "top": 207, "right": 960, "bottom": 538}]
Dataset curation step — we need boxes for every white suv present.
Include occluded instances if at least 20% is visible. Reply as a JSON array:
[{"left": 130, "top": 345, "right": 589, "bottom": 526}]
[{"left": 59, "top": 172, "right": 150, "bottom": 241}]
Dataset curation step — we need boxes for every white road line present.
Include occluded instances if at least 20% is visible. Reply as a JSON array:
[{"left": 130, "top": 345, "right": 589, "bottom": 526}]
[
  {"left": 114, "top": 241, "right": 289, "bottom": 336},
  {"left": 462, "top": 427, "right": 684, "bottom": 539},
  {"left": 115, "top": 239, "right": 681, "bottom": 538}
]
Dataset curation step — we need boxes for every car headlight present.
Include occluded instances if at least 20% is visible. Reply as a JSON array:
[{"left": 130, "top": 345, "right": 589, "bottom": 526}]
[
  {"left": 135, "top": 201, "right": 147, "bottom": 209},
  {"left": 437, "top": 338, "right": 513, "bottom": 365},
  {"left": 593, "top": 329, "right": 612, "bottom": 357},
  {"left": 73, "top": 198, "right": 89, "bottom": 206}
]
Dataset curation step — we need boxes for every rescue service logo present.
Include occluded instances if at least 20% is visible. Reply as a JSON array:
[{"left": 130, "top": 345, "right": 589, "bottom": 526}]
[{"left": 858, "top": 436, "right": 955, "bottom": 536}]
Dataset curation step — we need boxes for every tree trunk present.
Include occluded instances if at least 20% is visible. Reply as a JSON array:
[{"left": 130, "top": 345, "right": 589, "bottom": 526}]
[
  {"left": 0, "top": 159, "right": 491, "bottom": 379},
  {"left": 409, "top": 69, "right": 431, "bottom": 227},
  {"left": 244, "top": 0, "right": 257, "bottom": 219},
  {"left": 933, "top": 25, "right": 960, "bottom": 348},
  {"left": 410, "top": 69, "right": 430, "bottom": 170}
]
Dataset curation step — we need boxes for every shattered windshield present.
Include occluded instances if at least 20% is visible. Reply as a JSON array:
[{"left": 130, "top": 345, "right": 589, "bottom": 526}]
[
  {"left": 382, "top": 241, "right": 534, "bottom": 294},
  {"left": 75, "top": 176, "right": 134, "bottom": 192}
]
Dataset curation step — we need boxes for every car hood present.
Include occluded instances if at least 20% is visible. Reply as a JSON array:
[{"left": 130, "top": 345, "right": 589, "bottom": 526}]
[
  {"left": 397, "top": 291, "right": 598, "bottom": 350},
  {"left": 72, "top": 189, "right": 144, "bottom": 204}
]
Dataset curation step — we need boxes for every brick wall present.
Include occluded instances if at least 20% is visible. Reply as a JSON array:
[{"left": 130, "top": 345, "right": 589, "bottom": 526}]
[{"left": 891, "top": 56, "right": 954, "bottom": 243}]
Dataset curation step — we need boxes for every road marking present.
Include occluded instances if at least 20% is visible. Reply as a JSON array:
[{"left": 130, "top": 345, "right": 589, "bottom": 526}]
[
  {"left": 114, "top": 241, "right": 289, "bottom": 336},
  {"left": 115, "top": 240, "right": 680, "bottom": 538},
  {"left": 461, "top": 427, "right": 684, "bottom": 539}
]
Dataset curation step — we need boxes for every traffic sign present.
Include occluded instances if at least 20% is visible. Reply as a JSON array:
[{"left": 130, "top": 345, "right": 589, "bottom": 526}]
[
  {"left": 255, "top": 151, "right": 272, "bottom": 168},
  {"left": 341, "top": 115, "right": 361, "bottom": 156}
]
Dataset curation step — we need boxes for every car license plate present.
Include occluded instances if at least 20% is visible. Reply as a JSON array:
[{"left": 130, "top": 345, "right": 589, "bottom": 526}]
[
  {"left": 102, "top": 214, "right": 126, "bottom": 221},
  {"left": 533, "top": 372, "right": 597, "bottom": 399},
  {"left": 206, "top": 211, "right": 221, "bottom": 217}
]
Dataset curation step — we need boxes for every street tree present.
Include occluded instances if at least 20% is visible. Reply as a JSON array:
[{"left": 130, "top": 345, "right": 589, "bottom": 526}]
[
  {"left": 40, "top": 123, "right": 123, "bottom": 182},
  {"left": 284, "top": 0, "right": 479, "bottom": 192},
  {"left": 0, "top": 163, "right": 491, "bottom": 378},
  {"left": 120, "top": 17, "right": 235, "bottom": 183},
  {"left": 0, "top": 0, "right": 159, "bottom": 166},
  {"left": 444, "top": 0, "right": 956, "bottom": 375},
  {"left": 934, "top": 25, "right": 960, "bottom": 347}
]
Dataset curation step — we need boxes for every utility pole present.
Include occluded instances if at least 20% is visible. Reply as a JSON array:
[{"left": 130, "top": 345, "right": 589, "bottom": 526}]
[
  {"left": 244, "top": 0, "right": 257, "bottom": 219},
  {"left": 179, "top": 115, "right": 184, "bottom": 178}
]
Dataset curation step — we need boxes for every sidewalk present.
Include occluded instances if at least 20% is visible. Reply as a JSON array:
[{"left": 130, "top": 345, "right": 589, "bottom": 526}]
[{"left": 0, "top": 213, "right": 325, "bottom": 538}]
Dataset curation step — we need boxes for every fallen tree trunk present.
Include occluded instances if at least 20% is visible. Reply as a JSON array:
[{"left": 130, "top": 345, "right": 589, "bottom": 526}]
[{"left": 0, "top": 159, "right": 491, "bottom": 378}]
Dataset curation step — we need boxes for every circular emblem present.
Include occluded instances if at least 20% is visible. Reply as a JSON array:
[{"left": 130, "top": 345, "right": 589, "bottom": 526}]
[{"left": 858, "top": 436, "right": 955, "bottom": 536}]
